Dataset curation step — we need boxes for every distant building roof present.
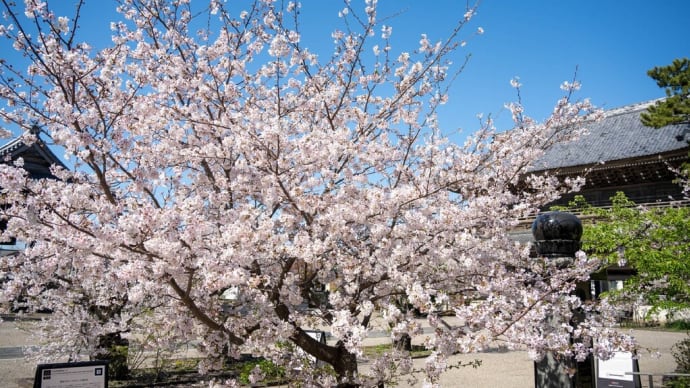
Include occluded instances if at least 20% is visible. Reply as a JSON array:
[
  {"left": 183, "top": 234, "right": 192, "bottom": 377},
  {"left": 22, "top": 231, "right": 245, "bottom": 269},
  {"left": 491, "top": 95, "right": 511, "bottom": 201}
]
[
  {"left": 0, "top": 127, "right": 66, "bottom": 179},
  {"left": 529, "top": 99, "right": 689, "bottom": 172}
]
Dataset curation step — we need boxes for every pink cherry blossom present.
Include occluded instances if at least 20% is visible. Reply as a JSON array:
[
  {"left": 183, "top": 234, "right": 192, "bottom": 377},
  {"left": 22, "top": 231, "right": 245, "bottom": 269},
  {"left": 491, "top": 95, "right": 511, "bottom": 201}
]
[{"left": 0, "top": 1, "right": 636, "bottom": 386}]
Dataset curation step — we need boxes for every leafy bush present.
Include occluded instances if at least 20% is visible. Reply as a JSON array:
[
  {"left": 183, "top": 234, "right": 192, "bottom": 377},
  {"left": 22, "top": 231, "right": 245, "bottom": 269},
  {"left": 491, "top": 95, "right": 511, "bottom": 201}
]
[
  {"left": 674, "top": 334, "right": 690, "bottom": 373},
  {"left": 238, "top": 358, "right": 285, "bottom": 386},
  {"left": 667, "top": 321, "right": 690, "bottom": 331},
  {"left": 667, "top": 333, "right": 690, "bottom": 388}
]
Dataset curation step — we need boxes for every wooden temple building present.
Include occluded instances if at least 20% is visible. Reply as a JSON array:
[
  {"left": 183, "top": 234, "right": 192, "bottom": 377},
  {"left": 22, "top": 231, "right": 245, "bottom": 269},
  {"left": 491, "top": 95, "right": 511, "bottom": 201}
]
[
  {"left": 519, "top": 99, "right": 689, "bottom": 300},
  {"left": 0, "top": 127, "right": 66, "bottom": 254},
  {"left": 0, "top": 126, "right": 66, "bottom": 180},
  {"left": 527, "top": 99, "right": 689, "bottom": 208}
]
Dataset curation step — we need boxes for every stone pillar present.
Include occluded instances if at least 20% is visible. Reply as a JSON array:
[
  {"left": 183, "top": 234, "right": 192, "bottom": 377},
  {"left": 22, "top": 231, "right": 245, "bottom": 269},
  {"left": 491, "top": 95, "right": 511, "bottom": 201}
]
[{"left": 532, "top": 211, "right": 595, "bottom": 388}]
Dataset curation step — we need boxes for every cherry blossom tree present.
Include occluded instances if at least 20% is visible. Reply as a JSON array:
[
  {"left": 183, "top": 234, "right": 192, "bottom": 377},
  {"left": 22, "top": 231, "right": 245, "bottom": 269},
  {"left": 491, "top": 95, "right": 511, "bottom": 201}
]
[{"left": 0, "top": 0, "right": 637, "bottom": 386}]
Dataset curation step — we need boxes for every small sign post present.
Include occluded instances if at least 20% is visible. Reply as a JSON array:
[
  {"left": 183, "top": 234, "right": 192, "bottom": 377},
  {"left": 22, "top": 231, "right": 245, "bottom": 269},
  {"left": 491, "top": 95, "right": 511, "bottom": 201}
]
[
  {"left": 34, "top": 361, "right": 108, "bottom": 388},
  {"left": 596, "top": 352, "right": 641, "bottom": 388},
  {"left": 305, "top": 330, "right": 326, "bottom": 345}
]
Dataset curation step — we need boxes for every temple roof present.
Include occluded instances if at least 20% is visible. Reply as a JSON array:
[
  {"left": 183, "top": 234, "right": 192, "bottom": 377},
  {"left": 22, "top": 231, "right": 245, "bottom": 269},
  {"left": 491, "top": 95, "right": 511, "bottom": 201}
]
[
  {"left": 0, "top": 128, "right": 66, "bottom": 179},
  {"left": 529, "top": 99, "right": 690, "bottom": 173}
]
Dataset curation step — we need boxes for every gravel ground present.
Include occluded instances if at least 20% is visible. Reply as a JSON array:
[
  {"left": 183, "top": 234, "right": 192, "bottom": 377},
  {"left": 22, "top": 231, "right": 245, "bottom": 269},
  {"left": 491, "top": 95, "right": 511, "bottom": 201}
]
[{"left": 0, "top": 316, "right": 683, "bottom": 388}]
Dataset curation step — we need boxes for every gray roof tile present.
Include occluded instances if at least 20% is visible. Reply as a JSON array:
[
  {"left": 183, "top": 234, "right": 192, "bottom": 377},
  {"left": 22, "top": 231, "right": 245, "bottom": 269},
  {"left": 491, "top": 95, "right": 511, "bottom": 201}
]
[{"left": 529, "top": 100, "right": 689, "bottom": 171}]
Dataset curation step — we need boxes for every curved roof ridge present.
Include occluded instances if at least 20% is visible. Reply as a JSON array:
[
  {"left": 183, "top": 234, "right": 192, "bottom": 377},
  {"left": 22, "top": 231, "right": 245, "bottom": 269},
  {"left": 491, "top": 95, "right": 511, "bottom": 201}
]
[
  {"left": 601, "top": 98, "right": 665, "bottom": 118},
  {"left": 0, "top": 129, "right": 67, "bottom": 178}
]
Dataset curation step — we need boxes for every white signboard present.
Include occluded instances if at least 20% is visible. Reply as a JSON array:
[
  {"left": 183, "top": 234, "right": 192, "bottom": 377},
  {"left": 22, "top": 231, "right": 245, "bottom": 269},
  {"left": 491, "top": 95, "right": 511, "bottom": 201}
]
[
  {"left": 34, "top": 361, "right": 108, "bottom": 388},
  {"left": 306, "top": 330, "right": 326, "bottom": 344},
  {"left": 597, "top": 352, "right": 640, "bottom": 388}
]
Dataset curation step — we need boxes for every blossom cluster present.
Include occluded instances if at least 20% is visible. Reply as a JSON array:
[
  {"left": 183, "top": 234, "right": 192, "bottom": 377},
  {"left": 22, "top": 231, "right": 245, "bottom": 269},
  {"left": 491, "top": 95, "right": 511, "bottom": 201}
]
[{"left": 0, "top": 0, "right": 636, "bottom": 386}]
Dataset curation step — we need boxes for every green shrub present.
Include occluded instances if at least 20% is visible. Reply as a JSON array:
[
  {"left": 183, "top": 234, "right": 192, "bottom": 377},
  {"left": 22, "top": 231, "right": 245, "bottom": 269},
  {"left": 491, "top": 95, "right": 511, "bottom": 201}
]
[
  {"left": 238, "top": 358, "right": 285, "bottom": 385},
  {"left": 666, "top": 333, "right": 690, "bottom": 388},
  {"left": 667, "top": 321, "right": 690, "bottom": 331},
  {"left": 674, "top": 334, "right": 690, "bottom": 373},
  {"left": 666, "top": 376, "right": 690, "bottom": 388}
]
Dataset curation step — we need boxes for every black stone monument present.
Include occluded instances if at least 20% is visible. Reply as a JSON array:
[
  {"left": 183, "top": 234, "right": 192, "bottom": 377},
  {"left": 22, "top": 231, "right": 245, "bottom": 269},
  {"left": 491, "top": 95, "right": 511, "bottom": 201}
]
[{"left": 532, "top": 211, "right": 595, "bottom": 388}]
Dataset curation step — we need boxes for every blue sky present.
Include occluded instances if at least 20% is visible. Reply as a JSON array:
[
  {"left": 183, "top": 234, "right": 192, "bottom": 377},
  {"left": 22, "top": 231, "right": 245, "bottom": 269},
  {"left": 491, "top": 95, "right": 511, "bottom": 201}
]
[
  {"left": 341, "top": 0, "right": 690, "bottom": 135},
  {"left": 449, "top": 0, "right": 690, "bottom": 132},
  {"left": 4, "top": 0, "right": 690, "bottom": 140}
]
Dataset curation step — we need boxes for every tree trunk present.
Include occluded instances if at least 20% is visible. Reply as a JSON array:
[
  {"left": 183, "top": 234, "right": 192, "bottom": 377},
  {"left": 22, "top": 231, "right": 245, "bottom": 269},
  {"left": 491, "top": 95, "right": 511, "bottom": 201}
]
[
  {"left": 394, "top": 333, "right": 412, "bottom": 352},
  {"left": 332, "top": 341, "right": 359, "bottom": 387}
]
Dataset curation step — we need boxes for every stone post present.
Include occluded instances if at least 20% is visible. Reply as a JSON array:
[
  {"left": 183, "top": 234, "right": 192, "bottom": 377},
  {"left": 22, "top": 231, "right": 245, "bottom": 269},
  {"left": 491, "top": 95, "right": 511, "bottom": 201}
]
[{"left": 532, "top": 211, "right": 595, "bottom": 388}]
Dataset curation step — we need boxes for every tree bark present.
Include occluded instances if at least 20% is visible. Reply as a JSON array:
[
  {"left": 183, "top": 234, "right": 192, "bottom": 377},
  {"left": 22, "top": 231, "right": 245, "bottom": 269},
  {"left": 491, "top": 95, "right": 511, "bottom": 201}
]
[
  {"left": 288, "top": 326, "right": 360, "bottom": 387},
  {"left": 394, "top": 333, "right": 412, "bottom": 352},
  {"left": 331, "top": 341, "right": 359, "bottom": 388}
]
